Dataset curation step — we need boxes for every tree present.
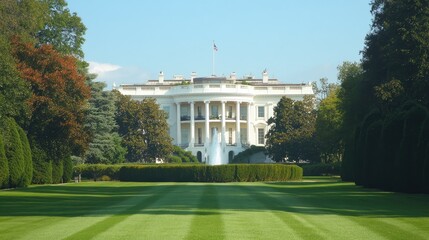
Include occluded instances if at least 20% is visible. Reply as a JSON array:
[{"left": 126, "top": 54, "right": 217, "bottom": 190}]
[
  {"left": 315, "top": 87, "right": 343, "bottom": 163},
  {"left": 362, "top": 0, "right": 429, "bottom": 110},
  {"left": 0, "top": 0, "right": 47, "bottom": 41},
  {"left": 116, "top": 93, "right": 173, "bottom": 163},
  {"left": 1, "top": 118, "right": 25, "bottom": 188},
  {"left": 0, "top": 131, "right": 9, "bottom": 188},
  {"left": 266, "top": 96, "right": 318, "bottom": 163},
  {"left": 17, "top": 127, "right": 32, "bottom": 186},
  {"left": 36, "top": 0, "right": 86, "bottom": 58},
  {"left": 12, "top": 39, "right": 90, "bottom": 182},
  {"left": 0, "top": 36, "right": 30, "bottom": 122},
  {"left": 312, "top": 78, "right": 338, "bottom": 107},
  {"left": 84, "top": 82, "right": 126, "bottom": 164}
]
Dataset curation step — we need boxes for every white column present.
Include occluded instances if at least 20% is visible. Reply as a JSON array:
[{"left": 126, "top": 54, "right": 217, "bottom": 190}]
[
  {"left": 176, "top": 103, "right": 181, "bottom": 146},
  {"left": 205, "top": 101, "right": 210, "bottom": 146},
  {"left": 190, "top": 101, "right": 195, "bottom": 146},
  {"left": 247, "top": 102, "right": 252, "bottom": 145},
  {"left": 236, "top": 101, "right": 241, "bottom": 147},
  {"left": 221, "top": 101, "right": 226, "bottom": 148}
]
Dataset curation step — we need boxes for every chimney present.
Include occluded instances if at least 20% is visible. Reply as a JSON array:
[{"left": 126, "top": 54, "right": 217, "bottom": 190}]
[
  {"left": 230, "top": 72, "right": 237, "bottom": 80},
  {"left": 191, "top": 72, "right": 197, "bottom": 83},
  {"left": 158, "top": 71, "right": 164, "bottom": 84},
  {"left": 262, "top": 69, "right": 268, "bottom": 83}
]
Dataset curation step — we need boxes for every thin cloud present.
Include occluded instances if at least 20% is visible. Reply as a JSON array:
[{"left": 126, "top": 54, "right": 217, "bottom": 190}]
[{"left": 88, "top": 61, "right": 121, "bottom": 75}]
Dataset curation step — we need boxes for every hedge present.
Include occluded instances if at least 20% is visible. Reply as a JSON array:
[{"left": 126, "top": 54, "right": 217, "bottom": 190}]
[
  {"left": 2, "top": 118, "right": 25, "bottom": 188},
  {"left": 300, "top": 162, "right": 341, "bottom": 176},
  {"left": 17, "top": 127, "right": 32, "bottom": 186},
  {"left": 0, "top": 132, "right": 9, "bottom": 188},
  {"left": 119, "top": 164, "right": 302, "bottom": 182},
  {"left": 74, "top": 164, "right": 122, "bottom": 181}
]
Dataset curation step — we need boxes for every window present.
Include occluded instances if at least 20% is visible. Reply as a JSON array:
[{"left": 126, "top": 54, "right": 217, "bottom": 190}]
[
  {"left": 228, "top": 106, "right": 233, "bottom": 118},
  {"left": 197, "top": 128, "right": 202, "bottom": 144},
  {"left": 240, "top": 106, "right": 247, "bottom": 120},
  {"left": 240, "top": 128, "right": 247, "bottom": 144},
  {"left": 258, "top": 106, "right": 265, "bottom": 118},
  {"left": 211, "top": 105, "right": 218, "bottom": 118},
  {"left": 258, "top": 128, "right": 265, "bottom": 145}
]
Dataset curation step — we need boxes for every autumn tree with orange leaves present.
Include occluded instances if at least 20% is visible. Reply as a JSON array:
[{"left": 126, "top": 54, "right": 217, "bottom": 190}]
[{"left": 12, "top": 38, "right": 90, "bottom": 183}]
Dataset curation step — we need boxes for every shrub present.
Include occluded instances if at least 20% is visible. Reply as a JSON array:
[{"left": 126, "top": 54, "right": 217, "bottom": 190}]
[
  {"left": 52, "top": 159, "right": 63, "bottom": 183},
  {"left": 2, "top": 118, "right": 25, "bottom": 188},
  {"left": 31, "top": 143, "right": 52, "bottom": 184},
  {"left": 119, "top": 164, "right": 302, "bottom": 182},
  {"left": 62, "top": 156, "right": 73, "bottom": 183},
  {"left": 74, "top": 164, "right": 121, "bottom": 181},
  {"left": 300, "top": 162, "right": 341, "bottom": 176},
  {"left": 0, "top": 132, "right": 9, "bottom": 188},
  {"left": 232, "top": 145, "right": 266, "bottom": 163},
  {"left": 17, "top": 127, "right": 32, "bottom": 186}
]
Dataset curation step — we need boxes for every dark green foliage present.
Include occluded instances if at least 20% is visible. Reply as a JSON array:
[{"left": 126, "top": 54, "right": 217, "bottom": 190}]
[
  {"left": 2, "top": 118, "right": 25, "bottom": 188},
  {"left": 74, "top": 164, "right": 122, "bottom": 181},
  {"left": 266, "top": 96, "right": 318, "bottom": 163},
  {"left": 300, "top": 163, "right": 341, "bottom": 176},
  {"left": 31, "top": 143, "right": 52, "bottom": 184},
  {"left": 17, "top": 127, "right": 32, "bottom": 186},
  {"left": 0, "top": 132, "right": 9, "bottom": 188},
  {"left": 119, "top": 164, "right": 302, "bottom": 182},
  {"left": 166, "top": 146, "right": 197, "bottom": 163},
  {"left": 115, "top": 94, "right": 173, "bottom": 162},
  {"left": 84, "top": 82, "right": 126, "bottom": 164},
  {"left": 51, "top": 159, "right": 63, "bottom": 184},
  {"left": 231, "top": 145, "right": 266, "bottom": 163},
  {"left": 62, "top": 156, "right": 73, "bottom": 182},
  {"left": 315, "top": 88, "right": 343, "bottom": 163}
]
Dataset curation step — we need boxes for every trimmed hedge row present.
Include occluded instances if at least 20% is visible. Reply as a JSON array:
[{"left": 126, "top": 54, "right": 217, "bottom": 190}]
[
  {"left": 119, "top": 164, "right": 302, "bottom": 182},
  {"left": 299, "top": 162, "right": 341, "bottom": 176},
  {"left": 74, "top": 164, "right": 122, "bottom": 181}
]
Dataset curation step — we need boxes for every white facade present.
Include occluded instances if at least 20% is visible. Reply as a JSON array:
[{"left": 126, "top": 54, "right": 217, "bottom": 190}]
[{"left": 118, "top": 71, "right": 313, "bottom": 163}]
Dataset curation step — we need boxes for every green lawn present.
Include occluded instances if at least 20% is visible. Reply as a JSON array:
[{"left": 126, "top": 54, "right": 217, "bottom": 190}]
[{"left": 1, "top": 177, "right": 428, "bottom": 240}]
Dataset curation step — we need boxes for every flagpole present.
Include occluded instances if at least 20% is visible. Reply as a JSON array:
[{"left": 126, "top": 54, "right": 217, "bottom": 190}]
[{"left": 212, "top": 41, "right": 215, "bottom": 76}]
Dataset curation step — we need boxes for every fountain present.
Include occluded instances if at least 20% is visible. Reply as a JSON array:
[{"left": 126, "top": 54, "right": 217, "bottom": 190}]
[{"left": 208, "top": 128, "right": 222, "bottom": 165}]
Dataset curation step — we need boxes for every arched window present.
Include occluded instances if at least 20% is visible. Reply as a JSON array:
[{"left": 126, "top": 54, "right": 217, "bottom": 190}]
[
  {"left": 228, "top": 151, "right": 234, "bottom": 163},
  {"left": 197, "top": 151, "right": 202, "bottom": 163}
]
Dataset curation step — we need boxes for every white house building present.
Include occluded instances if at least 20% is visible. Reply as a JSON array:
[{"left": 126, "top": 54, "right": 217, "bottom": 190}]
[{"left": 117, "top": 71, "right": 313, "bottom": 164}]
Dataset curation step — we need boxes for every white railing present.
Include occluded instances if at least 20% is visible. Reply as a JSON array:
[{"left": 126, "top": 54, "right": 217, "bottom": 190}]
[{"left": 119, "top": 83, "right": 313, "bottom": 96}]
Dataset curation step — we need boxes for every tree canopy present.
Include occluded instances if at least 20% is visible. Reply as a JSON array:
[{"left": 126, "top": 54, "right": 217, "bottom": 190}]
[{"left": 266, "top": 96, "right": 318, "bottom": 163}]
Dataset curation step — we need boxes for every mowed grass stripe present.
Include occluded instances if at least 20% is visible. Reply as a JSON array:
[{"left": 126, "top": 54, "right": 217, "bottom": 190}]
[
  {"left": 216, "top": 183, "right": 300, "bottom": 240},
  {"left": 92, "top": 183, "right": 204, "bottom": 240},
  {"left": 64, "top": 184, "right": 177, "bottom": 240},
  {"left": 185, "top": 184, "right": 225, "bottom": 240},
  {"left": 0, "top": 182, "right": 168, "bottom": 240}
]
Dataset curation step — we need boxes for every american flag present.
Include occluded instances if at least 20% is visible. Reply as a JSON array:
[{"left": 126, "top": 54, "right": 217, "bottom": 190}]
[{"left": 213, "top": 43, "right": 218, "bottom": 51}]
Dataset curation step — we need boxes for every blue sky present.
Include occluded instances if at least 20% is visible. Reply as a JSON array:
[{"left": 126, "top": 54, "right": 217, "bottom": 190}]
[{"left": 67, "top": 0, "right": 372, "bottom": 89}]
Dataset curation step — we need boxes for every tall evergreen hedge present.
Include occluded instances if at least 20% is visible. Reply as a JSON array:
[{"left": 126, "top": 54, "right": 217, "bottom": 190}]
[
  {"left": 62, "top": 156, "right": 73, "bottom": 183},
  {"left": 17, "top": 127, "right": 32, "bottom": 186},
  {"left": 0, "top": 132, "right": 9, "bottom": 188},
  {"left": 2, "top": 118, "right": 25, "bottom": 188},
  {"left": 31, "top": 143, "right": 52, "bottom": 184},
  {"left": 350, "top": 101, "right": 429, "bottom": 193},
  {"left": 52, "top": 159, "right": 63, "bottom": 183}
]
